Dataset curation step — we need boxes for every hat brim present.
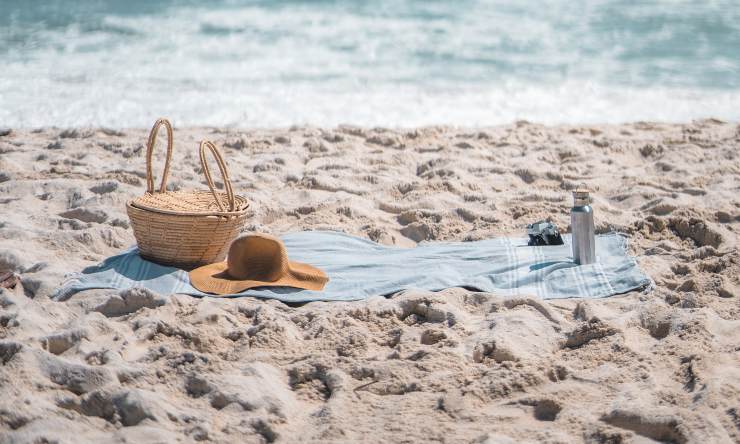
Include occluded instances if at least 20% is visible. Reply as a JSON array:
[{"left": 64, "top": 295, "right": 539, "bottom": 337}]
[{"left": 189, "top": 260, "right": 328, "bottom": 295}]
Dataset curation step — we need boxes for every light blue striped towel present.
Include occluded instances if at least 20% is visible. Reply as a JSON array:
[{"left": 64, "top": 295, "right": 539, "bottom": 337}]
[{"left": 52, "top": 231, "right": 651, "bottom": 303}]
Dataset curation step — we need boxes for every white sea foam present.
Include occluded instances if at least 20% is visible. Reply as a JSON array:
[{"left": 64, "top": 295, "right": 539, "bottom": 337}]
[{"left": 1, "top": 1, "right": 738, "bottom": 127}]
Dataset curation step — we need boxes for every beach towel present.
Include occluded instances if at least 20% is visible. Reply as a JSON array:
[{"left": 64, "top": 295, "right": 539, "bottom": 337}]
[{"left": 52, "top": 231, "right": 652, "bottom": 303}]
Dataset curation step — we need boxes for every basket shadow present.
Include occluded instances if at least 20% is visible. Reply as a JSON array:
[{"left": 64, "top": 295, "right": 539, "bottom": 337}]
[{"left": 101, "top": 249, "right": 187, "bottom": 280}]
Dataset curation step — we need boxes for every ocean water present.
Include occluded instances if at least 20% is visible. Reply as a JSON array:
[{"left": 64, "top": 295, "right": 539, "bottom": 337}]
[{"left": 1, "top": 0, "right": 739, "bottom": 128}]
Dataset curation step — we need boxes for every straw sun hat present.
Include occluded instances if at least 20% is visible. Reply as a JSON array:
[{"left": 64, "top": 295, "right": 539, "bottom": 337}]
[{"left": 189, "top": 233, "right": 328, "bottom": 295}]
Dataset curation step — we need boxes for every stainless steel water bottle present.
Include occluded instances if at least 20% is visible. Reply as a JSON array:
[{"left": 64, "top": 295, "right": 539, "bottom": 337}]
[{"left": 571, "top": 188, "right": 595, "bottom": 265}]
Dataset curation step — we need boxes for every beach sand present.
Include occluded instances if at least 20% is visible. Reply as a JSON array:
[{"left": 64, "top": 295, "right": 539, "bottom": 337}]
[{"left": 0, "top": 121, "right": 738, "bottom": 443}]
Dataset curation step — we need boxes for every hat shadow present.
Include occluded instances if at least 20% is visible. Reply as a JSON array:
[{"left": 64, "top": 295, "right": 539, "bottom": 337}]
[{"left": 213, "top": 270, "right": 230, "bottom": 279}]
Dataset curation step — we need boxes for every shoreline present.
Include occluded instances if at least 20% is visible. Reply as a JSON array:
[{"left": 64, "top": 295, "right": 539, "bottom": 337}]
[
  {"left": 2, "top": 117, "right": 737, "bottom": 132},
  {"left": 0, "top": 121, "right": 738, "bottom": 442}
]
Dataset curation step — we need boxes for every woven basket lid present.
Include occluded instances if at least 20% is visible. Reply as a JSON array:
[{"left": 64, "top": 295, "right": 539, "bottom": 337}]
[
  {"left": 130, "top": 190, "right": 249, "bottom": 216},
  {"left": 129, "top": 119, "right": 249, "bottom": 217}
]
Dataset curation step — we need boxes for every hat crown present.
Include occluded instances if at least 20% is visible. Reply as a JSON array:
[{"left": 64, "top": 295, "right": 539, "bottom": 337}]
[{"left": 226, "top": 234, "right": 288, "bottom": 282}]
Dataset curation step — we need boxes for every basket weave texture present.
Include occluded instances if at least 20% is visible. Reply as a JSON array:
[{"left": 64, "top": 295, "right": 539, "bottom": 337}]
[{"left": 126, "top": 118, "right": 249, "bottom": 268}]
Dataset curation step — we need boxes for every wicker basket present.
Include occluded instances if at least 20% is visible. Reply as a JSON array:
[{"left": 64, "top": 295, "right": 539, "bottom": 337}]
[{"left": 126, "top": 118, "right": 250, "bottom": 268}]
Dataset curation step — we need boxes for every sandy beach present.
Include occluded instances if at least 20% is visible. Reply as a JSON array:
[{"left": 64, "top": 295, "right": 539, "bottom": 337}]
[{"left": 0, "top": 121, "right": 738, "bottom": 443}]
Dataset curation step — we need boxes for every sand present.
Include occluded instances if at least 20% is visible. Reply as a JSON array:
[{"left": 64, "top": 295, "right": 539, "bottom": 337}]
[{"left": 0, "top": 120, "right": 738, "bottom": 443}]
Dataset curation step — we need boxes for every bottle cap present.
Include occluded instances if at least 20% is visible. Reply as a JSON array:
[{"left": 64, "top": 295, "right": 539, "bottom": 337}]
[{"left": 572, "top": 185, "right": 591, "bottom": 205}]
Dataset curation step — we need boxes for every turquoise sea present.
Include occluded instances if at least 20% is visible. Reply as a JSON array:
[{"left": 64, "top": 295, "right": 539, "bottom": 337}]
[{"left": 1, "top": 0, "right": 739, "bottom": 127}]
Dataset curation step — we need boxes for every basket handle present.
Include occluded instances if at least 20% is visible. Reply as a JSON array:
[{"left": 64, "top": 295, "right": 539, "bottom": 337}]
[
  {"left": 145, "top": 118, "right": 174, "bottom": 194},
  {"left": 199, "top": 140, "right": 235, "bottom": 212}
]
